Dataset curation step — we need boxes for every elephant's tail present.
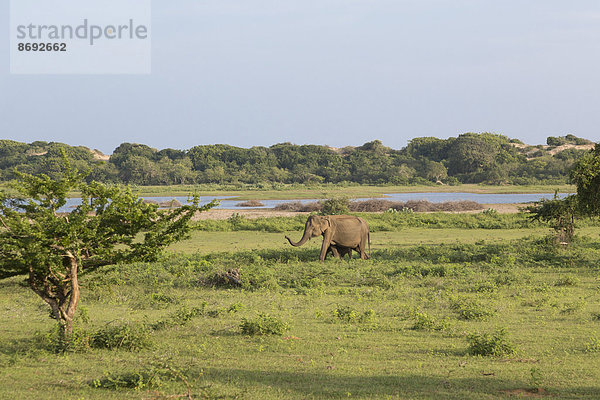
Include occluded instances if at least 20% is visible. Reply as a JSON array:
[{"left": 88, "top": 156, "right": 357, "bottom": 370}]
[{"left": 368, "top": 231, "right": 371, "bottom": 259}]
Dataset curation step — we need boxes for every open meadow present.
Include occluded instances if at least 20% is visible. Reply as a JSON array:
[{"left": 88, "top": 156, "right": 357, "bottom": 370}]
[
  {"left": 1, "top": 211, "right": 600, "bottom": 399},
  {"left": 123, "top": 183, "right": 577, "bottom": 200}
]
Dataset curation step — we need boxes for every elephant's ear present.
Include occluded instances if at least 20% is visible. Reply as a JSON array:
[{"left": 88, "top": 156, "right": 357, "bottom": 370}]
[{"left": 322, "top": 216, "right": 331, "bottom": 231}]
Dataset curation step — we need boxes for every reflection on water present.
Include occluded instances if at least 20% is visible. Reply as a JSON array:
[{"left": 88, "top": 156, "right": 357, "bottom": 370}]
[{"left": 56, "top": 192, "right": 572, "bottom": 213}]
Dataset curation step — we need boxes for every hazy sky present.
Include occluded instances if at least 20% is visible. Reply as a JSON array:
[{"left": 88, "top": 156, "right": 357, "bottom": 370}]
[{"left": 1, "top": 0, "right": 599, "bottom": 154}]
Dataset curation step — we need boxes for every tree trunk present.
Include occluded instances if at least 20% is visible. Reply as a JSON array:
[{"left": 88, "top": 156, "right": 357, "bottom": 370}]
[
  {"left": 60, "top": 252, "right": 80, "bottom": 337},
  {"left": 28, "top": 252, "right": 80, "bottom": 346}
]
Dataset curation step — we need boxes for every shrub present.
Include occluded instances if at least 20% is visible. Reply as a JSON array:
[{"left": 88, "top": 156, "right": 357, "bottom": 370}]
[
  {"left": 273, "top": 201, "right": 321, "bottom": 212},
  {"left": 204, "top": 268, "right": 243, "bottom": 287},
  {"left": 561, "top": 299, "right": 586, "bottom": 315},
  {"left": 555, "top": 275, "right": 579, "bottom": 287},
  {"left": 91, "top": 360, "right": 189, "bottom": 391},
  {"left": 228, "top": 302, "right": 244, "bottom": 313},
  {"left": 584, "top": 337, "right": 600, "bottom": 353},
  {"left": 240, "top": 313, "right": 289, "bottom": 335},
  {"left": 34, "top": 325, "right": 91, "bottom": 353},
  {"left": 92, "top": 369, "right": 163, "bottom": 390},
  {"left": 91, "top": 322, "right": 153, "bottom": 351},
  {"left": 320, "top": 197, "right": 350, "bottom": 215},
  {"left": 482, "top": 208, "right": 498, "bottom": 216},
  {"left": 467, "top": 328, "right": 516, "bottom": 356},
  {"left": 348, "top": 200, "right": 483, "bottom": 213},
  {"left": 236, "top": 200, "right": 265, "bottom": 207},
  {"left": 409, "top": 311, "right": 437, "bottom": 331},
  {"left": 273, "top": 201, "right": 303, "bottom": 211},
  {"left": 407, "top": 310, "right": 450, "bottom": 332},
  {"left": 130, "top": 292, "right": 180, "bottom": 310},
  {"left": 150, "top": 304, "right": 206, "bottom": 330},
  {"left": 333, "top": 306, "right": 376, "bottom": 324},
  {"left": 450, "top": 296, "right": 495, "bottom": 321},
  {"left": 227, "top": 213, "right": 245, "bottom": 226}
]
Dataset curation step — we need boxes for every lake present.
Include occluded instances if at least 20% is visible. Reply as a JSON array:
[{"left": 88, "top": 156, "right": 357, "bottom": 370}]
[{"left": 56, "top": 192, "right": 571, "bottom": 213}]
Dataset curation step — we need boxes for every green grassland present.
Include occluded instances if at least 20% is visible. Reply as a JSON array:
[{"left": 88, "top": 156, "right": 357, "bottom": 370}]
[
  {"left": 0, "top": 182, "right": 575, "bottom": 200},
  {"left": 122, "top": 183, "right": 576, "bottom": 200},
  {"left": 2, "top": 213, "right": 600, "bottom": 399}
]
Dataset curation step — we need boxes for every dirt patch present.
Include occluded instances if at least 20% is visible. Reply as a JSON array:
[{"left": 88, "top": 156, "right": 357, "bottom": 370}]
[
  {"left": 192, "top": 209, "right": 306, "bottom": 221},
  {"left": 191, "top": 202, "right": 527, "bottom": 220},
  {"left": 547, "top": 143, "right": 594, "bottom": 155}
]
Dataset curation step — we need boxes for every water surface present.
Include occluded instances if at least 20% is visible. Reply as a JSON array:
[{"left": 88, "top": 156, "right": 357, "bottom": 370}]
[{"left": 56, "top": 192, "right": 571, "bottom": 213}]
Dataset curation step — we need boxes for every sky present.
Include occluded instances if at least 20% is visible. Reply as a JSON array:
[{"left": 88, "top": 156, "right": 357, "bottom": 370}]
[{"left": 1, "top": 0, "right": 600, "bottom": 154}]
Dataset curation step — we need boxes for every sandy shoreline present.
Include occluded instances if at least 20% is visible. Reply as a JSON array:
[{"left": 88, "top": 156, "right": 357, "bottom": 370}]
[{"left": 192, "top": 203, "right": 526, "bottom": 220}]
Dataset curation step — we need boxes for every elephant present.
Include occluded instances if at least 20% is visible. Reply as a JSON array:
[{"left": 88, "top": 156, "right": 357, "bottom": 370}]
[
  {"left": 285, "top": 215, "right": 370, "bottom": 261},
  {"left": 326, "top": 244, "right": 353, "bottom": 260}
]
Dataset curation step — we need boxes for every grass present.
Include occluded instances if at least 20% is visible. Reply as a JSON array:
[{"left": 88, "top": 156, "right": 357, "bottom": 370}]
[
  {"left": 2, "top": 217, "right": 600, "bottom": 399},
  {"left": 0, "top": 182, "right": 578, "bottom": 204},
  {"left": 102, "top": 183, "right": 576, "bottom": 199}
]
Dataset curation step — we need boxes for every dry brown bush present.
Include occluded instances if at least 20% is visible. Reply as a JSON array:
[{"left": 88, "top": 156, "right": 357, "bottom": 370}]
[
  {"left": 236, "top": 200, "right": 265, "bottom": 207},
  {"left": 273, "top": 201, "right": 303, "bottom": 211},
  {"left": 350, "top": 199, "right": 483, "bottom": 212},
  {"left": 274, "top": 199, "right": 483, "bottom": 213},
  {"left": 299, "top": 202, "right": 322, "bottom": 212},
  {"left": 273, "top": 201, "right": 322, "bottom": 212},
  {"left": 159, "top": 199, "right": 183, "bottom": 208},
  {"left": 349, "top": 199, "right": 397, "bottom": 212}
]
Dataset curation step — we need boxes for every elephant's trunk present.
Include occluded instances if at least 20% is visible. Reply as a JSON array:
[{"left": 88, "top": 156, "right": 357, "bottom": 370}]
[{"left": 285, "top": 229, "right": 310, "bottom": 247}]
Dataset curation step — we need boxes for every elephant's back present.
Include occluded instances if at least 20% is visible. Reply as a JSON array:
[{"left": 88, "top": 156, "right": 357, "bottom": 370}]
[{"left": 332, "top": 215, "right": 369, "bottom": 235}]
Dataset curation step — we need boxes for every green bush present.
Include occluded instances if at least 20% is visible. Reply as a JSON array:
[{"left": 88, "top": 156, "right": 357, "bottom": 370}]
[
  {"left": 150, "top": 304, "right": 206, "bottom": 330},
  {"left": 409, "top": 311, "right": 437, "bottom": 331},
  {"left": 91, "top": 322, "right": 153, "bottom": 351},
  {"left": 333, "top": 306, "right": 376, "bottom": 324},
  {"left": 450, "top": 296, "right": 495, "bottom": 321},
  {"left": 34, "top": 325, "right": 92, "bottom": 353},
  {"left": 407, "top": 310, "right": 451, "bottom": 332},
  {"left": 90, "top": 360, "right": 188, "bottom": 390},
  {"left": 320, "top": 197, "right": 350, "bottom": 215},
  {"left": 467, "top": 328, "right": 516, "bottom": 356},
  {"left": 555, "top": 275, "right": 579, "bottom": 287},
  {"left": 91, "top": 369, "right": 163, "bottom": 390},
  {"left": 240, "top": 313, "right": 290, "bottom": 335},
  {"left": 584, "top": 337, "right": 600, "bottom": 353}
]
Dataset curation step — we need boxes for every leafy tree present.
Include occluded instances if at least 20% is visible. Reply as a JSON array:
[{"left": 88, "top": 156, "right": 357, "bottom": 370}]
[
  {"left": 0, "top": 135, "right": 594, "bottom": 186},
  {"left": 528, "top": 193, "right": 578, "bottom": 244},
  {"left": 445, "top": 133, "right": 516, "bottom": 176},
  {"left": 528, "top": 143, "right": 599, "bottom": 244},
  {"left": 547, "top": 136, "right": 567, "bottom": 146},
  {"left": 571, "top": 143, "right": 600, "bottom": 216},
  {"left": 403, "top": 137, "right": 448, "bottom": 162},
  {"left": 0, "top": 158, "right": 216, "bottom": 341},
  {"left": 419, "top": 160, "right": 448, "bottom": 182}
]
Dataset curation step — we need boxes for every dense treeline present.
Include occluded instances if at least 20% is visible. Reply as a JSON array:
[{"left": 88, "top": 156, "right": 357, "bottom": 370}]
[{"left": 0, "top": 133, "right": 594, "bottom": 185}]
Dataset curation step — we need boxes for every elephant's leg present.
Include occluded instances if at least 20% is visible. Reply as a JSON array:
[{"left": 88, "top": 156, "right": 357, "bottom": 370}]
[
  {"left": 338, "top": 247, "right": 351, "bottom": 260},
  {"left": 357, "top": 244, "right": 366, "bottom": 259},
  {"left": 326, "top": 245, "right": 342, "bottom": 260},
  {"left": 357, "top": 243, "right": 368, "bottom": 260},
  {"left": 330, "top": 246, "right": 343, "bottom": 259},
  {"left": 358, "top": 235, "right": 370, "bottom": 260},
  {"left": 320, "top": 232, "right": 333, "bottom": 261}
]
